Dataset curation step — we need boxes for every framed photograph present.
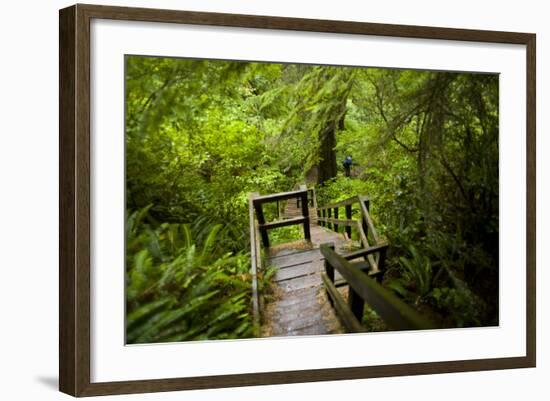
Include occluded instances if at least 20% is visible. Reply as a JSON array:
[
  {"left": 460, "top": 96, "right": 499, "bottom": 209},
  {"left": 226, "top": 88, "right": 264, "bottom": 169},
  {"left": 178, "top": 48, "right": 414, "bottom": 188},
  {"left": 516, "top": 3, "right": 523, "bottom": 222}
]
[{"left": 59, "top": 4, "right": 536, "bottom": 397}]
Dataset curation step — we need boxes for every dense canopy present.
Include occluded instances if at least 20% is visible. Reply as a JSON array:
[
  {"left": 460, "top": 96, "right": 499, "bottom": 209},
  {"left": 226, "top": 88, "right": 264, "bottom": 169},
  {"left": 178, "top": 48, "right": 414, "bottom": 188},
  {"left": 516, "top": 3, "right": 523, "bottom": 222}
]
[{"left": 125, "top": 56, "right": 499, "bottom": 343}]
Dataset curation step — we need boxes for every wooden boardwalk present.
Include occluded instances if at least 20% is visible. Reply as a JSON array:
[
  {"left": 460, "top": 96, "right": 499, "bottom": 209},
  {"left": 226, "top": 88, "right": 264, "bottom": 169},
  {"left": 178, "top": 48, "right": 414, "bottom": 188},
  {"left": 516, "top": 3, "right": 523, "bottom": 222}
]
[
  {"left": 250, "top": 186, "right": 432, "bottom": 338},
  {"left": 261, "top": 202, "right": 349, "bottom": 337}
]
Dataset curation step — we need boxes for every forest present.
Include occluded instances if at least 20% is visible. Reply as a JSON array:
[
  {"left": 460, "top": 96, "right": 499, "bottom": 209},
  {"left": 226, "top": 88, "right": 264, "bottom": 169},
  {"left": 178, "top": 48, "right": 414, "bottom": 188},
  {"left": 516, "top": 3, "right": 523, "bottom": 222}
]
[{"left": 125, "top": 55, "right": 499, "bottom": 344}]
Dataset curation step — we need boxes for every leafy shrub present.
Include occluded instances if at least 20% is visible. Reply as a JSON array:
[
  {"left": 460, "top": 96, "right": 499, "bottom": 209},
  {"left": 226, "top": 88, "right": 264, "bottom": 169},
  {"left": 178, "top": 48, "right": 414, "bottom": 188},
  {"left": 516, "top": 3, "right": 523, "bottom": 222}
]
[
  {"left": 398, "top": 245, "right": 433, "bottom": 300},
  {"left": 315, "top": 175, "right": 369, "bottom": 207},
  {"left": 429, "top": 286, "right": 485, "bottom": 327},
  {"left": 126, "top": 207, "right": 261, "bottom": 343},
  {"left": 269, "top": 225, "right": 304, "bottom": 246}
]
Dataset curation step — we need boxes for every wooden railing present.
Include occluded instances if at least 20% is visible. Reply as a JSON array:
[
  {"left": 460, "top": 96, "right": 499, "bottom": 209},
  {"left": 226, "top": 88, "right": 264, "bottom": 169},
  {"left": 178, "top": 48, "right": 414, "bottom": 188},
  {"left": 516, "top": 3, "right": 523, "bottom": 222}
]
[
  {"left": 248, "top": 185, "right": 313, "bottom": 332},
  {"left": 320, "top": 243, "right": 435, "bottom": 332},
  {"left": 250, "top": 185, "right": 311, "bottom": 248},
  {"left": 248, "top": 193, "right": 262, "bottom": 333},
  {"left": 317, "top": 195, "right": 383, "bottom": 275}
]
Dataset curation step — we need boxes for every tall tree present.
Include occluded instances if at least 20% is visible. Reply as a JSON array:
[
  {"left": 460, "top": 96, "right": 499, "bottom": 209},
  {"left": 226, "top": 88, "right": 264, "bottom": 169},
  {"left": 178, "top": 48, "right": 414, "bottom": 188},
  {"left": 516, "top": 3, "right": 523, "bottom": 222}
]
[{"left": 282, "top": 66, "right": 355, "bottom": 184}]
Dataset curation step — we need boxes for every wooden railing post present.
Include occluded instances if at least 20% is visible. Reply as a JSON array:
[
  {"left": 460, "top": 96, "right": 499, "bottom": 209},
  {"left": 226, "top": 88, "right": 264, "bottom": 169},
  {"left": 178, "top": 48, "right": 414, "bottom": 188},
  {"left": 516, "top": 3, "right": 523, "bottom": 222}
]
[
  {"left": 345, "top": 204, "right": 352, "bottom": 238},
  {"left": 321, "top": 244, "right": 434, "bottom": 331},
  {"left": 327, "top": 208, "right": 332, "bottom": 230},
  {"left": 324, "top": 243, "right": 335, "bottom": 306},
  {"left": 348, "top": 287, "right": 365, "bottom": 322},
  {"left": 362, "top": 198, "right": 370, "bottom": 239},
  {"left": 321, "top": 209, "right": 326, "bottom": 227},
  {"left": 300, "top": 188, "right": 311, "bottom": 241},
  {"left": 375, "top": 245, "right": 388, "bottom": 282},
  {"left": 333, "top": 207, "right": 339, "bottom": 233},
  {"left": 253, "top": 200, "right": 270, "bottom": 247},
  {"left": 248, "top": 193, "right": 261, "bottom": 333},
  {"left": 379, "top": 245, "right": 387, "bottom": 269}
]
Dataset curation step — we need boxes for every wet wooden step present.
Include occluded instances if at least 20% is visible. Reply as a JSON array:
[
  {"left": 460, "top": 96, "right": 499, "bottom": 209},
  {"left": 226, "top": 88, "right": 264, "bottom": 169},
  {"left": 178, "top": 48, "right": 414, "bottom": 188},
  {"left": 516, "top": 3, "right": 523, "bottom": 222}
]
[
  {"left": 274, "top": 261, "right": 319, "bottom": 282},
  {"left": 261, "top": 223, "right": 352, "bottom": 338},
  {"left": 267, "top": 249, "right": 322, "bottom": 269},
  {"left": 278, "top": 274, "right": 322, "bottom": 293}
]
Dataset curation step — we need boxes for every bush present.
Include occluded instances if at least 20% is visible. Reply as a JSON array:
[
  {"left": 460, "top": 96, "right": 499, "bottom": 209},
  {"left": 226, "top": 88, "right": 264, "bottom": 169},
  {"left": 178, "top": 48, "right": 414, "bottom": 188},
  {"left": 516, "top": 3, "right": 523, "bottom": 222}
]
[{"left": 126, "top": 207, "right": 261, "bottom": 343}]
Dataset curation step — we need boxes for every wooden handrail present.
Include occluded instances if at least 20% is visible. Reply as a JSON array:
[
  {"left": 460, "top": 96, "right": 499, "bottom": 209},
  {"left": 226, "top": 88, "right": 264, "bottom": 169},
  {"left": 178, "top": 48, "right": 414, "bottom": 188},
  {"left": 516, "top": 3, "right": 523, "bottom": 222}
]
[
  {"left": 252, "top": 188, "right": 307, "bottom": 204},
  {"left": 248, "top": 193, "right": 261, "bottom": 334},
  {"left": 321, "top": 243, "right": 435, "bottom": 331},
  {"left": 260, "top": 216, "right": 307, "bottom": 230},
  {"left": 250, "top": 185, "right": 311, "bottom": 247},
  {"left": 358, "top": 195, "right": 379, "bottom": 243}
]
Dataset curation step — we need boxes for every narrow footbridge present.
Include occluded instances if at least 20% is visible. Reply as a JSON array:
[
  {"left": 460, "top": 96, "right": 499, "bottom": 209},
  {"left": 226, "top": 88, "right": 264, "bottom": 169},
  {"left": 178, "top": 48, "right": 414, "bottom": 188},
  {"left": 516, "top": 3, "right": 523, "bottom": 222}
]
[{"left": 248, "top": 185, "right": 434, "bottom": 337}]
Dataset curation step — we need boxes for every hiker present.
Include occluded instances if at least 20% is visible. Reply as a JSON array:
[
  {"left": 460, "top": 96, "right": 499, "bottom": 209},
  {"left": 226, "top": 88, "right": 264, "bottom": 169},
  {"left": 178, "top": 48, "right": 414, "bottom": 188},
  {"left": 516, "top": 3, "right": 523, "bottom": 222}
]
[{"left": 343, "top": 155, "right": 353, "bottom": 177}]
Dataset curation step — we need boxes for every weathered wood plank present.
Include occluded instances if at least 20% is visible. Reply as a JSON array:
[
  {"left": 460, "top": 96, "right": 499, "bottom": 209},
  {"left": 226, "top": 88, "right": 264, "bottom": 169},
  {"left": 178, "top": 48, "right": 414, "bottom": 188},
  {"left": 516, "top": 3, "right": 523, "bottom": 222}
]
[
  {"left": 264, "top": 279, "right": 339, "bottom": 336},
  {"left": 274, "top": 262, "right": 318, "bottom": 282},
  {"left": 309, "top": 225, "right": 348, "bottom": 249},
  {"left": 261, "top": 216, "right": 306, "bottom": 230},
  {"left": 271, "top": 310, "right": 327, "bottom": 333},
  {"left": 259, "top": 191, "right": 348, "bottom": 337},
  {"left": 271, "top": 302, "right": 325, "bottom": 326},
  {"left": 278, "top": 274, "right": 321, "bottom": 293},
  {"left": 269, "top": 287, "right": 318, "bottom": 309},
  {"left": 267, "top": 249, "right": 321, "bottom": 269},
  {"left": 267, "top": 245, "right": 314, "bottom": 259},
  {"left": 259, "top": 190, "right": 392, "bottom": 338},
  {"left": 284, "top": 322, "right": 329, "bottom": 336}
]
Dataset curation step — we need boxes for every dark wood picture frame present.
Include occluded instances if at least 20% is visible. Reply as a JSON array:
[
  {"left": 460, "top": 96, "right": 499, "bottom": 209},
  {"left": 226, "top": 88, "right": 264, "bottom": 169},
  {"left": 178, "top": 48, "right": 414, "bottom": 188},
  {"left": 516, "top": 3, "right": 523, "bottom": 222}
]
[{"left": 59, "top": 3, "right": 536, "bottom": 397}]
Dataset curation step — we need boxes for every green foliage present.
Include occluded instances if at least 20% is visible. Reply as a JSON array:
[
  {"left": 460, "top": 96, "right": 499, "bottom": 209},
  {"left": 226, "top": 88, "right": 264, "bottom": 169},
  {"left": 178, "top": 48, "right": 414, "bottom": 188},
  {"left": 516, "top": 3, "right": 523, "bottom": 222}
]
[
  {"left": 126, "top": 208, "right": 259, "bottom": 343},
  {"left": 430, "top": 286, "right": 485, "bottom": 327},
  {"left": 317, "top": 69, "right": 499, "bottom": 328},
  {"left": 268, "top": 225, "right": 304, "bottom": 246},
  {"left": 125, "top": 55, "right": 500, "bottom": 337},
  {"left": 398, "top": 245, "right": 433, "bottom": 301},
  {"left": 315, "top": 175, "right": 369, "bottom": 208}
]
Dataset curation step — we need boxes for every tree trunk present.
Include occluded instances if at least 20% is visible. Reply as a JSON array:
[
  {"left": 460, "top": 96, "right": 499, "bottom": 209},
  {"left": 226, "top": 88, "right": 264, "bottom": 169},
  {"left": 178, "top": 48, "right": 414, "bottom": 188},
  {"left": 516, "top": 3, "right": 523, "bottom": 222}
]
[
  {"left": 317, "top": 123, "right": 338, "bottom": 185},
  {"left": 317, "top": 104, "right": 347, "bottom": 185}
]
